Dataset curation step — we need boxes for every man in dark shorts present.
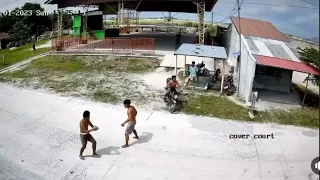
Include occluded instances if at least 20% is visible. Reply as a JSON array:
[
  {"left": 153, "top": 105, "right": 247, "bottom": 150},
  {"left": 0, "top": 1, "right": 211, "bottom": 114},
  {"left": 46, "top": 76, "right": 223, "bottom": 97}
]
[
  {"left": 79, "top": 110, "right": 99, "bottom": 160},
  {"left": 121, "top": 99, "right": 139, "bottom": 148}
]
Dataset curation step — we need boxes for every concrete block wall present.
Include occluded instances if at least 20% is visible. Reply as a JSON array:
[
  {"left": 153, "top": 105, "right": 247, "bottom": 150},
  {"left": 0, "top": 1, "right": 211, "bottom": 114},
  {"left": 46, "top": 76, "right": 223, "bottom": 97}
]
[{"left": 253, "top": 69, "right": 292, "bottom": 93}]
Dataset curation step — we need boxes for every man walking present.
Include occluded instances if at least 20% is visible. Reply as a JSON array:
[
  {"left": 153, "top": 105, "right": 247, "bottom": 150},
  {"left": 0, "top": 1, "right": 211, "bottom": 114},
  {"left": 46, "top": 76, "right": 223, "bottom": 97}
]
[
  {"left": 121, "top": 99, "right": 139, "bottom": 148},
  {"left": 185, "top": 61, "right": 198, "bottom": 89},
  {"left": 79, "top": 110, "right": 99, "bottom": 160}
]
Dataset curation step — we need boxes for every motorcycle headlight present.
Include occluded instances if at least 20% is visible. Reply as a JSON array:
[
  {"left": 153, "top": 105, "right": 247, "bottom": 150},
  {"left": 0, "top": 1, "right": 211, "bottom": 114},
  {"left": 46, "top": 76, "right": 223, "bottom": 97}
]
[{"left": 173, "top": 94, "right": 178, "bottom": 99}]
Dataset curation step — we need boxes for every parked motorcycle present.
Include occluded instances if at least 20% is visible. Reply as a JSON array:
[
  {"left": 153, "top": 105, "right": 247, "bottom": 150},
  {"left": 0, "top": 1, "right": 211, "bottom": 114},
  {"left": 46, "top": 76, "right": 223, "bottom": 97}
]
[
  {"left": 185, "top": 61, "right": 210, "bottom": 77},
  {"left": 196, "top": 61, "right": 210, "bottom": 76},
  {"left": 211, "top": 68, "right": 221, "bottom": 83},
  {"left": 223, "top": 74, "right": 236, "bottom": 96}
]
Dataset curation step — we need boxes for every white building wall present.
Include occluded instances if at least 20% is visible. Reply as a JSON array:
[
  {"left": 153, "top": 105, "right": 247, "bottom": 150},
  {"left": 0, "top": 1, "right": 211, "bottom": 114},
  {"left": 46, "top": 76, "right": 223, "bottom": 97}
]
[
  {"left": 225, "top": 24, "right": 239, "bottom": 67},
  {"left": 224, "top": 23, "right": 256, "bottom": 102},
  {"left": 238, "top": 35, "right": 256, "bottom": 102}
]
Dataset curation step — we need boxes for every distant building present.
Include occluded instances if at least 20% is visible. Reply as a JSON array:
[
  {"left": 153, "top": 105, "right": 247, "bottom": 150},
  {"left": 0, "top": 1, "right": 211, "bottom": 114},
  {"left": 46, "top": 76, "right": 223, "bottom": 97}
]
[
  {"left": 223, "top": 17, "right": 319, "bottom": 103},
  {"left": 0, "top": 33, "right": 9, "bottom": 50}
]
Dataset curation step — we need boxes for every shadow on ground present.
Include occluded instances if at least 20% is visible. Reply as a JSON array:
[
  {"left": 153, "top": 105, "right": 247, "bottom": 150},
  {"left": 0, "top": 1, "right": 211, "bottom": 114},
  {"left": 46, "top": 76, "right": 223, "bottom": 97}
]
[
  {"left": 96, "top": 146, "right": 121, "bottom": 156},
  {"left": 131, "top": 132, "right": 154, "bottom": 146}
]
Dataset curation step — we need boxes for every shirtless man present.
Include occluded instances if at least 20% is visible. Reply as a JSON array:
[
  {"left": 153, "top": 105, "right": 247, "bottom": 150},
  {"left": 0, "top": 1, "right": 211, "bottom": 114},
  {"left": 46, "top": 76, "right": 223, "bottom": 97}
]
[
  {"left": 79, "top": 110, "right": 99, "bottom": 160},
  {"left": 121, "top": 99, "right": 139, "bottom": 148}
]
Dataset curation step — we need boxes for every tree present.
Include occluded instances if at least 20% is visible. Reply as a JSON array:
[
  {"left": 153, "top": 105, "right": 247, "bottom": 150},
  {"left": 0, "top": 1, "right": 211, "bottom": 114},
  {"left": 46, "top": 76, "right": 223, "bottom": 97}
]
[
  {"left": 8, "top": 21, "right": 31, "bottom": 42},
  {"left": 20, "top": 3, "right": 51, "bottom": 36},
  {"left": 0, "top": 8, "right": 23, "bottom": 33},
  {"left": 298, "top": 47, "right": 320, "bottom": 86}
]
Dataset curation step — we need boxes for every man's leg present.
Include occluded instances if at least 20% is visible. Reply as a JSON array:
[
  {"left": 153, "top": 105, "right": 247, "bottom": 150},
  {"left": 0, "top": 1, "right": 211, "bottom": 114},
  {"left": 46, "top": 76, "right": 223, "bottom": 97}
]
[
  {"left": 122, "top": 124, "right": 133, "bottom": 148},
  {"left": 79, "top": 135, "right": 88, "bottom": 160},
  {"left": 191, "top": 77, "right": 196, "bottom": 89},
  {"left": 88, "top": 134, "right": 99, "bottom": 157},
  {"left": 132, "top": 124, "right": 139, "bottom": 139},
  {"left": 164, "top": 89, "right": 170, "bottom": 101},
  {"left": 123, "top": 134, "right": 129, "bottom": 148},
  {"left": 185, "top": 77, "right": 191, "bottom": 86}
]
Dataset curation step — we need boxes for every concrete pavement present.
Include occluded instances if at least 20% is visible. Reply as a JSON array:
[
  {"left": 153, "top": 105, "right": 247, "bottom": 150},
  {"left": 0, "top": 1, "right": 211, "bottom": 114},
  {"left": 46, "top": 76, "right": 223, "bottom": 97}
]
[{"left": 0, "top": 83, "right": 318, "bottom": 180}]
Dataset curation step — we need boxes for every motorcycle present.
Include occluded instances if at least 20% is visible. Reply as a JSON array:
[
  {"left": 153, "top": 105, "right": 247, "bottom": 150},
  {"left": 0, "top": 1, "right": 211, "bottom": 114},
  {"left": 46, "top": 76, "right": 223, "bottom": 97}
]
[
  {"left": 223, "top": 74, "right": 236, "bottom": 96},
  {"left": 164, "top": 78, "right": 182, "bottom": 113},
  {"left": 210, "top": 68, "right": 221, "bottom": 83},
  {"left": 185, "top": 61, "right": 210, "bottom": 77}
]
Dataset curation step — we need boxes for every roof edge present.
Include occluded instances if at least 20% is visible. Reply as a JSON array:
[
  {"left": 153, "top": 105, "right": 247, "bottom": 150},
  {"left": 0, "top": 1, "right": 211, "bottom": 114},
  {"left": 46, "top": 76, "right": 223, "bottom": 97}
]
[
  {"left": 253, "top": 54, "right": 320, "bottom": 75},
  {"left": 230, "top": 16, "right": 290, "bottom": 43}
]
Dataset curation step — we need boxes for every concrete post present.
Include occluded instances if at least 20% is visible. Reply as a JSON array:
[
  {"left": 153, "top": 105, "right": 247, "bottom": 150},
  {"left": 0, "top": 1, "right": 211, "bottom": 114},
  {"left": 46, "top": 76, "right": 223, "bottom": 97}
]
[
  {"left": 220, "top": 60, "right": 225, "bottom": 93},
  {"left": 175, "top": 55, "right": 178, "bottom": 75},
  {"left": 183, "top": 55, "right": 186, "bottom": 76},
  {"left": 302, "top": 73, "right": 310, "bottom": 108}
]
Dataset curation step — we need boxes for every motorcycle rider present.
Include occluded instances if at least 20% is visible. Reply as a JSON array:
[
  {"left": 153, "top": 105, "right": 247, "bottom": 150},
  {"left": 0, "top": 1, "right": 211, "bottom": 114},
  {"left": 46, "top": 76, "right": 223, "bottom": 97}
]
[{"left": 164, "top": 75, "right": 180, "bottom": 101}]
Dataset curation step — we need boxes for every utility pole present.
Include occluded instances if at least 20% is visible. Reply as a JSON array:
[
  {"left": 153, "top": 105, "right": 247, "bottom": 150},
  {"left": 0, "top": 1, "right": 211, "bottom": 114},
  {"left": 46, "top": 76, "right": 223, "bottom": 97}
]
[
  {"left": 237, "top": 0, "right": 242, "bottom": 97},
  {"left": 211, "top": 11, "right": 213, "bottom": 26}
]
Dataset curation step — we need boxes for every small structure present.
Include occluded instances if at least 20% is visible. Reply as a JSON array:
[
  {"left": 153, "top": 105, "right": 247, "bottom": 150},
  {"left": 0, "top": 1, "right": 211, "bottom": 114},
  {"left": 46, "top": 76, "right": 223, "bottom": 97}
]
[
  {"left": 174, "top": 43, "right": 227, "bottom": 92},
  {"left": 0, "top": 33, "right": 9, "bottom": 49},
  {"left": 223, "top": 16, "right": 319, "bottom": 106}
]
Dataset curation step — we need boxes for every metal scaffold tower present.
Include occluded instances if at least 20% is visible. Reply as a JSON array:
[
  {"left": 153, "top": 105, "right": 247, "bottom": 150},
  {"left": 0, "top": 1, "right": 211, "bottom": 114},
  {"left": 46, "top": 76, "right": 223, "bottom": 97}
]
[
  {"left": 57, "top": 8, "right": 64, "bottom": 39},
  {"left": 83, "top": 6, "right": 89, "bottom": 39},
  {"left": 135, "top": 11, "right": 140, "bottom": 29},
  {"left": 194, "top": 1, "right": 205, "bottom": 45},
  {"left": 118, "top": 1, "right": 124, "bottom": 25}
]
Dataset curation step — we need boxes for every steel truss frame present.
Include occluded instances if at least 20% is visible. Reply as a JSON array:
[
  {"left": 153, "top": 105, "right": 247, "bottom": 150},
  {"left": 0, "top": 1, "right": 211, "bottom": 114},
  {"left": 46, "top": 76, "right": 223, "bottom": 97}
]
[
  {"left": 57, "top": 8, "right": 64, "bottom": 39},
  {"left": 82, "top": 6, "right": 89, "bottom": 39},
  {"left": 194, "top": 1, "right": 205, "bottom": 45}
]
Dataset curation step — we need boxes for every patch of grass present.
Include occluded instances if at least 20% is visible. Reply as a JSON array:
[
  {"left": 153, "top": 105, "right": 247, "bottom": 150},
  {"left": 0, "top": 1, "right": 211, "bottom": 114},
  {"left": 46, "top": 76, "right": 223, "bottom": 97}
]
[
  {"left": 18, "top": 55, "right": 159, "bottom": 74},
  {"left": 93, "top": 90, "right": 120, "bottom": 104},
  {"left": 0, "top": 40, "right": 51, "bottom": 69},
  {"left": 182, "top": 93, "right": 250, "bottom": 120},
  {"left": 182, "top": 93, "right": 319, "bottom": 128},
  {"left": 92, "top": 57, "right": 160, "bottom": 73},
  {"left": 30, "top": 56, "right": 85, "bottom": 73}
]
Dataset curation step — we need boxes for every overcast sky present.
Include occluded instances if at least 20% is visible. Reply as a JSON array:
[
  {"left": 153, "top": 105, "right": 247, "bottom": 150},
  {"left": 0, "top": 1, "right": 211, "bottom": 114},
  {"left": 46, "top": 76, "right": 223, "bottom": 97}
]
[{"left": 0, "top": 0, "right": 319, "bottom": 39}]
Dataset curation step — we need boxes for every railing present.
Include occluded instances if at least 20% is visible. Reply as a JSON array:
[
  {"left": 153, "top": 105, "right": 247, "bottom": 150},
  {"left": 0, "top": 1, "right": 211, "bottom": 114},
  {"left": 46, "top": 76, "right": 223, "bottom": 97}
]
[{"left": 51, "top": 37, "right": 155, "bottom": 53}]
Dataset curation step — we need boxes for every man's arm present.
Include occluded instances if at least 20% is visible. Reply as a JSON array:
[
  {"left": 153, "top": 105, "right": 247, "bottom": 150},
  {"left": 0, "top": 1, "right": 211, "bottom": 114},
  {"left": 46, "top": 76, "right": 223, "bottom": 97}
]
[
  {"left": 122, "top": 108, "right": 133, "bottom": 125},
  {"left": 88, "top": 120, "right": 94, "bottom": 128},
  {"left": 176, "top": 81, "right": 180, "bottom": 88}
]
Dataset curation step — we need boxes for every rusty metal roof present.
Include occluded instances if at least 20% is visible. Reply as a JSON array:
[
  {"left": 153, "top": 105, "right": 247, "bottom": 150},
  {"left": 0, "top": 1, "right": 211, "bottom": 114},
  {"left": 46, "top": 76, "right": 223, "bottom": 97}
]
[
  {"left": 254, "top": 54, "right": 319, "bottom": 75},
  {"left": 231, "top": 16, "right": 290, "bottom": 42},
  {"left": 45, "top": 0, "right": 218, "bottom": 13},
  {"left": 0, "top": 33, "right": 9, "bottom": 40}
]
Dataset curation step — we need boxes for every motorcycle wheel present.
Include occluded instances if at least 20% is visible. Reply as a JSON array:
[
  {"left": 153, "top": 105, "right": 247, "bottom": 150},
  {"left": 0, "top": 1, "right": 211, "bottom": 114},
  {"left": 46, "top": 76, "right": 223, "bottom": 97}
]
[
  {"left": 203, "top": 69, "right": 210, "bottom": 76},
  {"left": 168, "top": 103, "right": 176, "bottom": 113}
]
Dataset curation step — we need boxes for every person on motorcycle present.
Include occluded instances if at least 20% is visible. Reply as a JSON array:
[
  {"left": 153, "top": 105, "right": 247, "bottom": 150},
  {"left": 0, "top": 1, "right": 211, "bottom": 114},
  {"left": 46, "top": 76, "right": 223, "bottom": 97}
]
[{"left": 164, "top": 75, "right": 180, "bottom": 100}]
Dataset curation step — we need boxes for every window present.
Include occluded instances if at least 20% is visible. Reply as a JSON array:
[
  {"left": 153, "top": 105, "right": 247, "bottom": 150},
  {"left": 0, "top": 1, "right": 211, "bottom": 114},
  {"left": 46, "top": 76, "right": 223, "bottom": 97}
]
[{"left": 256, "top": 66, "right": 282, "bottom": 77}]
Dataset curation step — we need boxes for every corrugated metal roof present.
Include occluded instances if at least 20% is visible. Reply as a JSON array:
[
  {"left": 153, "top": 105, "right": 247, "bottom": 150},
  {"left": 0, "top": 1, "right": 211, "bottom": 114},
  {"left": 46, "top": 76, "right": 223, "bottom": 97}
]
[
  {"left": 231, "top": 17, "right": 290, "bottom": 42},
  {"left": 0, "top": 33, "right": 9, "bottom": 40},
  {"left": 174, "top": 43, "right": 227, "bottom": 59},
  {"left": 254, "top": 54, "right": 319, "bottom": 75},
  {"left": 243, "top": 35, "right": 299, "bottom": 61}
]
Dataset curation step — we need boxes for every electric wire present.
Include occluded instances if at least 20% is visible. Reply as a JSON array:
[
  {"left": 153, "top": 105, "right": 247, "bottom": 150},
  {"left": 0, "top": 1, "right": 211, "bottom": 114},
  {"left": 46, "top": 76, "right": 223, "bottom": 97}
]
[
  {"left": 219, "top": 0, "right": 244, "bottom": 23},
  {"left": 220, "top": 1, "right": 319, "bottom": 10}
]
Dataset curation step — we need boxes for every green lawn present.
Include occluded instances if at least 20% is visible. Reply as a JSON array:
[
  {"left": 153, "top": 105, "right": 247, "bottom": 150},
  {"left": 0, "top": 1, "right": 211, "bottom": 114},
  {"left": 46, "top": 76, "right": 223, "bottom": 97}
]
[
  {"left": 182, "top": 93, "right": 319, "bottom": 128},
  {"left": 0, "top": 39, "right": 50, "bottom": 69}
]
